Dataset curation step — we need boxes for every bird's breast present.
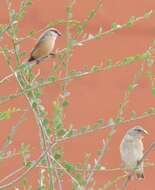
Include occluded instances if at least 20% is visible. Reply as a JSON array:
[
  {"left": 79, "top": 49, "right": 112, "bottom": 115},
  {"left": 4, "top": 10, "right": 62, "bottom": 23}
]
[{"left": 120, "top": 139, "right": 143, "bottom": 166}]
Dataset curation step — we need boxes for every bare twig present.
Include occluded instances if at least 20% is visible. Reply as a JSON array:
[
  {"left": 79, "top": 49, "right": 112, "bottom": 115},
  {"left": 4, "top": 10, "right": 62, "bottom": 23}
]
[
  {"left": 0, "top": 142, "right": 56, "bottom": 189},
  {"left": 49, "top": 153, "right": 83, "bottom": 190},
  {"left": 85, "top": 128, "right": 116, "bottom": 188},
  {"left": 1, "top": 44, "right": 154, "bottom": 106},
  {"left": 0, "top": 10, "right": 154, "bottom": 86},
  {"left": 54, "top": 165, "right": 63, "bottom": 190},
  {"left": 1, "top": 110, "right": 28, "bottom": 154}
]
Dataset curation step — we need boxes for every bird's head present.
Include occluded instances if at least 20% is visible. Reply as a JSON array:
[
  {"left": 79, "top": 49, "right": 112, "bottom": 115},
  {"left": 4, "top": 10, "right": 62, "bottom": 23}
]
[
  {"left": 127, "top": 126, "right": 148, "bottom": 139},
  {"left": 47, "top": 28, "right": 61, "bottom": 37}
]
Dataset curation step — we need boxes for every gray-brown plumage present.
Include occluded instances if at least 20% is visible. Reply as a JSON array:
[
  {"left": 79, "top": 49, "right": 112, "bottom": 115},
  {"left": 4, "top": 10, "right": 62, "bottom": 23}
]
[
  {"left": 28, "top": 28, "right": 61, "bottom": 64},
  {"left": 120, "top": 126, "right": 148, "bottom": 179}
]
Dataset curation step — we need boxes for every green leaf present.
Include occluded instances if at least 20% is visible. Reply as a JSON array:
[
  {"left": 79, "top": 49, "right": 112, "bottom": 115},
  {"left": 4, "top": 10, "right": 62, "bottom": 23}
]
[
  {"left": 106, "top": 59, "right": 113, "bottom": 68},
  {"left": 0, "top": 107, "right": 22, "bottom": 120},
  {"left": 142, "top": 51, "right": 151, "bottom": 60},
  {"left": 80, "top": 126, "right": 88, "bottom": 133},
  {"left": 145, "top": 71, "right": 152, "bottom": 78},
  {"left": 0, "top": 153, "right": 4, "bottom": 160},
  {"left": 66, "top": 5, "right": 72, "bottom": 18},
  {"left": 76, "top": 24, "right": 83, "bottom": 35},
  {"left": 144, "top": 10, "right": 153, "bottom": 18},
  {"left": 28, "top": 30, "right": 36, "bottom": 37},
  {"left": 0, "top": 112, "right": 10, "bottom": 120},
  {"left": 63, "top": 99, "right": 69, "bottom": 107},
  {"left": 111, "top": 22, "right": 121, "bottom": 30},
  {"left": 32, "top": 101, "right": 37, "bottom": 108},
  {"left": 152, "top": 88, "right": 155, "bottom": 96},
  {"left": 68, "top": 70, "right": 77, "bottom": 77},
  {"left": 64, "top": 161, "right": 75, "bottom": 172},
  {"left": 65, "top": 128, "right": 74, "bottom": 137},
  {"left": 108, "top": 118, "right": 115, "bottom": 126},
  {"left": 147, "top": 107, "right": 155, "bottom": 114},
  {"left": 53, "top": 99, "right": 66, "bottom": 137},
  {"left": 75, "top": 173, "right": 86, "bottom": 185},
  {"left": 46, "top": 127, "right": 51, "bottom": 136},
  {"left": 34, "top": 90, "right": 41, "bottom": 98},
  {"left": 67, "top": 38, "right": 78, "bottom": 49},
  {"left": 115, "top": 117, "right": 124, "bottom": 124},
  {"left": 48, "top": 75, "right": 58, "bottom": 82},
  {"left": 25, "top": 161, "right": 34, "bottom": 168},
  {"left": 91, "top": 65, "right": 99, "bottom": 72},
  {"left": 87, "top": 9, "right": 97, "bottom": 20},
  {"left": 20, "top": 144, "right": 31, "bottom": 166},
  {"left": 42, "top": 119, "right": 49, "bottom": 126},
  {"left": 21, "top": 178, "right": 32, "bottom": 189},
  {"left": 122, "top": 56, "right": 136, "bottom": 65},
  {"left": 18, "top": 0, "right": 32, "bottom": 21},
  {"left": 53, "top": 147, "right": 64, "bottom": 160},
  {"left": 128, "top": 84, "right": 138, "bottom": 92},
  {"left": 130, "top": 111, "right": 137, "bottom": 119},
  {"left": 20, "top": 143, "right": 30, "bottom": 156},
  {"left": 126, "top": 16, "right": 136, "bottom": 28},
  {"left": 47, "top": 19, "right": 66, "bottom": 28},
  {"left": 93, "top": 119, "right": 104, "bottom": 128},
  {"left": 1, "top": 47, "right": 12, "bottom": 65}
]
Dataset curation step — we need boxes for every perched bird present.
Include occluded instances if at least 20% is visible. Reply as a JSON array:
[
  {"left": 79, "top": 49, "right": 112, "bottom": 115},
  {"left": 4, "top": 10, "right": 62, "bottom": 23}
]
[
  {"left": 27, "top": 28, "right": 61, "bottom": 64},
  {"left": 120, "top": 126, "right": 148, "bottom": 179}
]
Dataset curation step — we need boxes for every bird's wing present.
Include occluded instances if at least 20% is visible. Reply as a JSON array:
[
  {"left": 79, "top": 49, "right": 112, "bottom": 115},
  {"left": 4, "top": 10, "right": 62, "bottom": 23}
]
[{"left": 30, "top": 33, "right": 46, "bottom": 56}]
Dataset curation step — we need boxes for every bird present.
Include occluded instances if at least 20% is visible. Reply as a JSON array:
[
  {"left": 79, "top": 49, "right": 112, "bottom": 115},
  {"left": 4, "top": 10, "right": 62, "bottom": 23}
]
[
  {"left": 27, "top": 28, "right": 61, "bottom": 64},
  {"left": 120, "top": 126, "right": 148, "bottom": 179}
]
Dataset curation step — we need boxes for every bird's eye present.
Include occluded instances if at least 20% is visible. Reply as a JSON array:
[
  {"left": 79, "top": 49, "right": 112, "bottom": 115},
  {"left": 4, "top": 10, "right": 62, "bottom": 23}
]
[{"left": 135, "top": 128, "right": 142, "bottom": 132}]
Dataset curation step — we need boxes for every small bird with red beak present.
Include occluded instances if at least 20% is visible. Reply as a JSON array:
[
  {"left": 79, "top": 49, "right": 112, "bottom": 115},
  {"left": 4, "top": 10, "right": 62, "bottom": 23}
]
[
  {"left": 28, "top": 28, "right": 61, "bottom": 64},
  {"left": 120, "top": 126, "right": 148, "bottom": 179}
]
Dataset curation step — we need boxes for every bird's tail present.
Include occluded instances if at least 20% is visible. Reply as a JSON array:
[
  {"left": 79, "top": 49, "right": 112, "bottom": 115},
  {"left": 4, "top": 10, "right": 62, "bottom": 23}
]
[
  {"left": 27, "top": 56, "right": 35, "bottom": 63},
  {"left": 136, "top": 160, "right": 144, "bottom": 180}
]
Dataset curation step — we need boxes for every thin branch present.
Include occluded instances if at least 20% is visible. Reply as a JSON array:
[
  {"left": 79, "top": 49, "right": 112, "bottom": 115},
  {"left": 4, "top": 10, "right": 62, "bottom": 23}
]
[
  {"left": 0, "top": 142, "right": 56, "bottom": 189},
  {"left": 1, "top": 110, "right": 28, "bottom": 154},
  {"left": 6, "top": 3, "right": 55, "bottom": 187},
  {"left": 0, "top": 10, "right": 154, "bottom": 86},
  {"left": 54, "top": 165, "right": 63, "bottom": 190},
  {"left": 0, "top": 166, "right": 25, "bottom": 185},
  {"left": 49, "top": 153, "right": 83, "bottom": 190},
  {"left": 57, "top": 110, "right": 155, "bottom": 143},
  {"left": 101, "top": 174, "right": 127, "bottom": 190},
  {"left": 1, "top": 44, "right": 154, "bottom": 105},
  {"left": 85, "top": 128, "right": 116, "bottom": 188}
]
